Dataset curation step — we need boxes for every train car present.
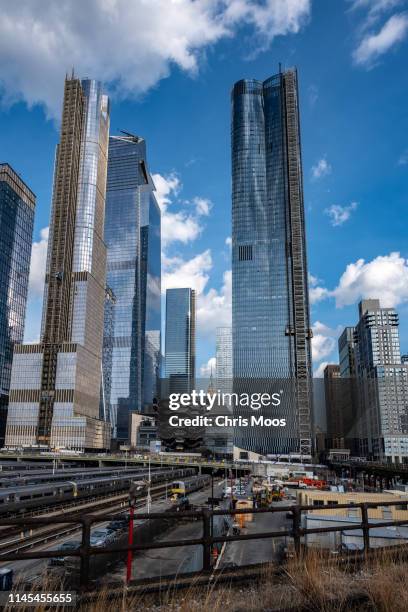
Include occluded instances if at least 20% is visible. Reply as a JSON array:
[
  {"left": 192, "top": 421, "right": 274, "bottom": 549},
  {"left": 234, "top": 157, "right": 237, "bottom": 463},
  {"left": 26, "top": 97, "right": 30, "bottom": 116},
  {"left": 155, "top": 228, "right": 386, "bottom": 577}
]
[
  {"left": 0, "top": 466, "right": 167, "bottom": 488},
  {"left": 170, "top": 474, "right": 211, "bottom": 500},
  {"left": 0, "top": 467, "right": 195, "bottom": 515},
  {"left": 170, "top": 480, "right": 187, "bottom": 498}
]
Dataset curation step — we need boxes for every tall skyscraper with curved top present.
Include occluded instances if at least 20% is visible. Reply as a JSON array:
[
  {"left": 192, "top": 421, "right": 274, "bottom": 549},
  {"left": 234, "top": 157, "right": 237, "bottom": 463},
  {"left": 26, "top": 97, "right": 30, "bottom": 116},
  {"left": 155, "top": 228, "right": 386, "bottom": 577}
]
[
  {"left": 6, "top": 76, "right": 111, "bottom": 450},
  {"left": 231, "top": 68, "right": 313, "bottom": 457}
]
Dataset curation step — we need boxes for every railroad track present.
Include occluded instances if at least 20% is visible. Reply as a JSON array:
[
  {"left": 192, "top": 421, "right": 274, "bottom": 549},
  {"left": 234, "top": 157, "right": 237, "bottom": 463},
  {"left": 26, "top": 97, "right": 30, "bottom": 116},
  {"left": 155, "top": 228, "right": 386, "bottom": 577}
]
[
  {"left": 0, "top": 484, "right": 171, "bottom": 557},
  {"left": 0, "top": 473, "right": 177, "bottom": 539},
  {"left": 0, "top": 467, "right": 171, "bottom": 521},
  {"left": 0, "top": 489, "right": 133, "bottom": 542}
]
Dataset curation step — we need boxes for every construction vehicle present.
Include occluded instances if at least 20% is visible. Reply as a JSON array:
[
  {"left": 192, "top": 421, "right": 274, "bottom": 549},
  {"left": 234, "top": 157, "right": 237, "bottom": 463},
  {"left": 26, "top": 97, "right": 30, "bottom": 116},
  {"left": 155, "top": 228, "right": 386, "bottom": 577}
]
[
  {"left": 271, "top": 484, "right": 284, "bottom": 502},
  {"left": 235, "top": 499, "right": 253, "bottom": 527}
]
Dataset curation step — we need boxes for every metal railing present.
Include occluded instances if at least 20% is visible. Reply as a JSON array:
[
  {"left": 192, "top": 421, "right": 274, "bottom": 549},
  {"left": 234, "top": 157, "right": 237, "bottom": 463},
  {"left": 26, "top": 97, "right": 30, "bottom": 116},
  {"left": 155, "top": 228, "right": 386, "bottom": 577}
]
[{"left": 1, "top": 499, "right": 408, "bottom": 589}]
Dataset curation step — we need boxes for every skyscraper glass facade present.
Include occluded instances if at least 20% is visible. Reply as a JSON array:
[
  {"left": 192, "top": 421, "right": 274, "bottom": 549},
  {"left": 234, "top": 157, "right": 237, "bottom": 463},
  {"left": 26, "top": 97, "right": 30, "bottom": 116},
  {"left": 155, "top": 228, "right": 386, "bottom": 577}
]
[
  {"left": 6, "top": 77, "right": 111, "bottom": 451},
  {"left": 339, "top": 327, "right": 356, "bottom": 378},
  {"left": 140, "top": 187, "right": 161, "bottom": 408},
  {"left": 103, "top": 134, "right": 161, "bottom": 441},
  {"left": 231, "top": 69, "right": 313, "bottom": 456},
  {"left": 211, "top": 326, "right": 233, "bottom": 456},
  {"left": 216, "top": 327, "right": 232, "bottom": 383},
  {"left": 0, "top": 164, "right": 35, "bottom": 446},
  {"left": 165, "top": 288, "right": 195, "bottom": 392}
]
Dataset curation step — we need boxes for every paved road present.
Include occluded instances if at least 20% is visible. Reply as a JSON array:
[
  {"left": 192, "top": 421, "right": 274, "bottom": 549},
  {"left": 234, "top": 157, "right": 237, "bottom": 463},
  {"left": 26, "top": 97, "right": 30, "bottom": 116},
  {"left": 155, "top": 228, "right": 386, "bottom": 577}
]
[
  {"left": 110, "top": 480, "right": 226, "bottom": 582},
  {"left": 220, "top": 501, "right": 292, "bottom": 567},
  {"left": 2, "top": 480, "right": 226, "bottom": 584}
]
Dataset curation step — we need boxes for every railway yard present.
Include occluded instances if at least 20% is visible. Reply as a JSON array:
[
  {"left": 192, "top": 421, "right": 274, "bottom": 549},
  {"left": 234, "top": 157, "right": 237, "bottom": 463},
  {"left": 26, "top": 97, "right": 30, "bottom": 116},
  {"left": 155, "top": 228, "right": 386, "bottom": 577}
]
[
  {"left": 0, "top": 456, "right": 292, "bottom": 592},
  {"left": 0, "top": 461, "right": 201, "bottom": 583},
  {"left": 0, "top": 456, "right": 280, "bottom": 589},
  {"left": 1, "top": 455, "right": 408, "bottom": 601}
]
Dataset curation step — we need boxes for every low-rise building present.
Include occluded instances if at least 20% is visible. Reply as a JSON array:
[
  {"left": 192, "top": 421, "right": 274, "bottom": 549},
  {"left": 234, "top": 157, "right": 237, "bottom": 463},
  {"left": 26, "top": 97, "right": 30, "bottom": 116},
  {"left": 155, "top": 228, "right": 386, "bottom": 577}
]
[{"left": 297, "top": 489, "right": 408, "bottom": 550}]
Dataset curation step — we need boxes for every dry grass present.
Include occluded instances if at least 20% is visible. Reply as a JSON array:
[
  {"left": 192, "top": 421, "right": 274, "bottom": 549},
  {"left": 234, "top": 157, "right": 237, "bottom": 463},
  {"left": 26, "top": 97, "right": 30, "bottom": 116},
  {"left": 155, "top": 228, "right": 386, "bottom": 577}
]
[{"left": 6, "top": 548, "right": 408, "bottom": 611}]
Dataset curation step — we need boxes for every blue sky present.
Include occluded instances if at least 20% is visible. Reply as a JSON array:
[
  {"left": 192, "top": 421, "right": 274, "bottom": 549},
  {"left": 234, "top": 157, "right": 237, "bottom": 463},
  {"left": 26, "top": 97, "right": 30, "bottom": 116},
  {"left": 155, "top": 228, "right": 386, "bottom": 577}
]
[{"left": 1, "top": 0, "right": 408, "bottom": 376}]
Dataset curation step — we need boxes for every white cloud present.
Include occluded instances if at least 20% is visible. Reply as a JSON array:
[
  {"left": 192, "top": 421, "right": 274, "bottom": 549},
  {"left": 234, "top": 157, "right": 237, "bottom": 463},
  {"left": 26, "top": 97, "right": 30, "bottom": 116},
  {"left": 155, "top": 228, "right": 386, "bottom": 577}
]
[
  {"left": 163, "top": 250, "right": 212, "bottom": 295},
  {"left": 193, "top": 196, "right": 212, "bottom": 216},
  {"left": 311, "top": 321, "right": 340, "bottom": 364},
  {"left": 332, "top": 252, "right": 408, "bottom": 308},
  {"left": 197, "top": 270, "right": 232, "bottom": 334},
  {"left": 28, "top": 226, "right": 49, "bottom": 298},
  {"left": 309, "top": 252, "right": 408, "bottom": 310},
  {"left": 157, "top": 165, "right": 230, "bottom": 337},
  {"left": 311, "top": 157, "right": 331, "bottom": 180},
  {"left": 162, "top": 212, "right": 203, "bottom": 246},
  {"left": 223, "top": 0, "right": 311, "bottom": 39},
  {"left": 398, "top": 149, "right": 408, "bottom": 165},
  {"left": 163, "top": 249, "right": 231, "bottom": 336},
  {"left": 349, "top": 0, "right": 406, "bottom": 37},
  {"left": 152, "top": 172, "right": 181, "bottom": 209},
  {"left": 308, "top": 84, "right": 319, "bottom": 107},
  {"left": 325, "top": 202, "right": 358, "bottom": 226},
  {"left": 152, "top": 172, "right": 209, "bottom": 246},
  {"left": 350, "top": 0, "right": 404, "bottom": 18},
  {"left": 225, "top": 236, "right": 232, "bottom": 248},
  {"left": 0, "top": 0, "right": 311, "bottom": 118},
  {"left": 314, "top": 361, "right": 329, "bottom": 378},
  {"left": 310, "top": 286, "right": 330, "bottom": 304},
  {"left": 200, "top": 357, "right": 216, "bottom": 377},
  {"left": 309, "top": 273, "right": 330, "bottom": 304},
  {"left": 353, "top": 13, "right": 408, "bottom": 67}
]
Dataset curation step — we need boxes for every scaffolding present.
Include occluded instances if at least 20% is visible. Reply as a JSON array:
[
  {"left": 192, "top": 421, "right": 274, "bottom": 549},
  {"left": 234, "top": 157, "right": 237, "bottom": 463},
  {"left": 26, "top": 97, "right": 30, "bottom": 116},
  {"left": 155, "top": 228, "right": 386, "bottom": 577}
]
[
  {"left": 282, "top": 69, "right": 313, "bottom": 457},
  {"left": 38, "top": 77, "right": 85, "bottom": 443}
]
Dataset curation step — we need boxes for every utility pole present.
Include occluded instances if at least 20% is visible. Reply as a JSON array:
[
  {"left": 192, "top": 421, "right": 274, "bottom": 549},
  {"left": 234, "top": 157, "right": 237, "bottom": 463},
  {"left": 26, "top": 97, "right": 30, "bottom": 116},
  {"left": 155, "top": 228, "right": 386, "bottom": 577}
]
[
  {"left": 210, "top": 468, "right": 215, "bottom": 540},
  {"left": 127, "top": 482, "right": 139, "bottom": 583},
  {"left": 147, "top": 456, "right": 152, "bottom": 514}
]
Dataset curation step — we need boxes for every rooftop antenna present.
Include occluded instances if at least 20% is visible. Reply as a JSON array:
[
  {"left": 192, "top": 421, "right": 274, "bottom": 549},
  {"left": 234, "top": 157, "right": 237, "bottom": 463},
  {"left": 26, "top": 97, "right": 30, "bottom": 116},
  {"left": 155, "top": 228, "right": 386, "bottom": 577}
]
[{"left": 279, "top": 62, "right": 282, "bottom": 74}]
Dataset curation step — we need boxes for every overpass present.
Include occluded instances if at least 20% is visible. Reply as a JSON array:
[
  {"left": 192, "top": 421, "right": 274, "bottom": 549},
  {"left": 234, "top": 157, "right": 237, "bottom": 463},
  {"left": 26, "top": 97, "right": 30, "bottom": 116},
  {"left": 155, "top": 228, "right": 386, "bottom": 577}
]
[{"left": 328, "top": 459, "right": 408, "bottom": 485}]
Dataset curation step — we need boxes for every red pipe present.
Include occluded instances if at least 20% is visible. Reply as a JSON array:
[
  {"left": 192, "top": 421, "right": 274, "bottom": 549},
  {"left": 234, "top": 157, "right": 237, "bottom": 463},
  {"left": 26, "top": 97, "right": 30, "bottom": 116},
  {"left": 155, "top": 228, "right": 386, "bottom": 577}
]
[{"left": 126, "top": 505, "right": 134, "bottom": 582}]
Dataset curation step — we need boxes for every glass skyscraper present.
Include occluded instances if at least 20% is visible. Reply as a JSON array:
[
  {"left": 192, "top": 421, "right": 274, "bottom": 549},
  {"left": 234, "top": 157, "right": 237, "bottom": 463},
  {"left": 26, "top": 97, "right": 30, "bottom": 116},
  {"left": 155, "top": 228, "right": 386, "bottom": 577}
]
[
  {"left": 216, "top": 327, "right": 232, "bottom": 384},
  {"left": 0, "top": 164, "right": 35, "bottom": 446},
  {"left": 103, "top": 134, "right": 161, "bottom": 442},
  {"left": 231, "top": 68, "right": 313, "bottom": 457},
  {"left": 165, "top": 288, "right": 196, "bottom": 392},
  {"left": 140, "top": 182, "right": 161, "bottom": 408},
  {"left": 212, "top": 326, "right": 233, "bottom": 456},
  {"left": 6, "top": 76, "right": 111, "bottom": 450}
]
